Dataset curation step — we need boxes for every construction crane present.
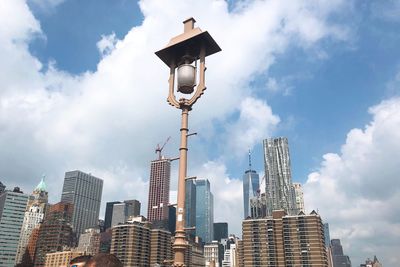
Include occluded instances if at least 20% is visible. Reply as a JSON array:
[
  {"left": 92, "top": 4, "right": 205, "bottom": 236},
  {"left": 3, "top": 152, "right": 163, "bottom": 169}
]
[{"left": 155, "top": 136, "right": 171, "bottom": 160}]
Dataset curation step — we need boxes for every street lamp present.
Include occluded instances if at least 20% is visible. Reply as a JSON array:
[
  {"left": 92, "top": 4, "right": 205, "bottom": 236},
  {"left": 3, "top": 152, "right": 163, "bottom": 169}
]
[{"left": 155, "top": 18, "right": 221, "bottom": 267}]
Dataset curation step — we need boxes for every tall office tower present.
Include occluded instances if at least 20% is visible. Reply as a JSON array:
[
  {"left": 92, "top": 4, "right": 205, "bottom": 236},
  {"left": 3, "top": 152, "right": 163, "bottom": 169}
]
[
  {"left": 104, "top": 201, "right": 120, "bottom": 230},
  {"left": 243, "top": 151, "right": 260, "bottom": 218},
  {"left": 331, "top": 239, "right": 352, "bottom": 267},
  {"left": 16, "top": 177, "right": 49, "bottom": 265},
  {"left": 77, "top": 228, "right": 100, "bottom": 256},
  {"left": 0, "top": 181, "right": 5, "bottom": 194},
  {"left": 242, "top": 210, "right": 328, "bottom": 266},
  {"left": 34, "top": 202, "right": 74, "bottom": 267},
  {"left": 196, "top": 179, "right": 214, "bottom": 243},
  {"left": 324, "top": 223, "right": 331, "bottom": 247},
  {"left": 185, "top": 179, "right": 196, "bottom": 236},
  {"left": 263, "top": 137, "right": 297, "bottom": 215},
  {"left": 293, "top": 182, "right": 305, "bottom": 213},
  {"left": 150, "top": 228, "right": 173, "bottom": 266},
  {"left": 147, "top": 158, "right": 171, "bottom": 223},
  {"left": 111, "top": 219, "right": 151, "bottom": 266},
  {"left": 213, "top": 222, "right": 228, "bottom": 242},
  {"left": 250, "top": 193, "right": 267, "bottom": 218},
  {"left": 61, "top": 170, "right": 103, "bottom": 237},
  {"left": 0, "top": 187, "right": 29, "bottom": 267},
  {"left": 110, "top": 199, "right": 141, "bottom": 227}
]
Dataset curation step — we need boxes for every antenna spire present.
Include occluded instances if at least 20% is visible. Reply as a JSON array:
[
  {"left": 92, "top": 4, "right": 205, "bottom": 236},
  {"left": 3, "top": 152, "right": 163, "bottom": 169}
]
[{"left": 248, "top": 149, "right": 252, "bottom": 171}]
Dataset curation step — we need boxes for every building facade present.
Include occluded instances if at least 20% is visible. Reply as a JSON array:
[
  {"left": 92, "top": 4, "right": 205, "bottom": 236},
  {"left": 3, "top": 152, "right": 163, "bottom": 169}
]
[
  {"left": 150, "top": 228, "right": 173, "bottom": 266},
  {"left": 111, "top": 199, "right": 141, "bottom": 227},
  {"left": 0, "top": 181, "right": 5, "bottom": 194},
  {"left": 243, "top": 151, "right": 260, "bottom": 218},
  {"left": 263, "top": 137, "right": 297, "bottom": 215},
  {"left": 185, "top": 179, "right": 196, "bottom": 236},
  {"left": 16, "top": 177, "right": 49, "bottom": 265},
  {"left": 77, "top": 227, "right": 100, "bottom": 256},
  {"left": 242, "top": 210, "right": 328, "bottom": 267},
  {"left": 331, "top": 239, "right": 352, "bottom": 267},
  {"left": 204, "top": 241, "right": 224, "bottom": 267},
  {"left": 324, "top": 223, "right": 331, "bottom": 247},
  {"left": 61, "top": 170, "right": 103, "bottom": 237},
  {"left": 0, "top": 188, "right": 29, "bottom": 267},
  {"left": 293, "top": 182, "right": 305, "bottom": 213},
  {"left": 44, "top": 250, "right": 85, "bottom": 267},
  {"left": 213, "top": 222, "right": 228, "bottom": 242},
  {"left": 250, "top": 193, "right": 267, "bottom": 219},
  {"left": 196, "top": 179, "right": 214, "bottom": 243},
  {"left": 111, "top": 220, "right": 151, "bottom": 266},
  {"left": 147, "top": 158, "right": 171, "bottom": 223},
  {"left": 34, "top": 202, "right": 74, "bottom": 267},
  {"left": 104, "top": 201, "right": 121, "bottom": 231}
]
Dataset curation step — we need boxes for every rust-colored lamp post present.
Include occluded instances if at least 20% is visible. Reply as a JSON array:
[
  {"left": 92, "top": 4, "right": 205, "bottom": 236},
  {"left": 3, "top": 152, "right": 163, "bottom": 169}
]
[{"left": 155, "top": 18, "right": 221, "bottom": 266}]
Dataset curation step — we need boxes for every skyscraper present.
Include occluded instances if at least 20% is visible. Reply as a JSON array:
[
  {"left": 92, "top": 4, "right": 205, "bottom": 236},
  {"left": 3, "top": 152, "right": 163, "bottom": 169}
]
[
  {"left": 34, "top": 202, "right": 74, "bottom": 267},
  {"left": 147, "top": 158, "right": 171, "bottom": 223},
  {"left": 16, "top": 177, "right": 49, "bottom": 265},
  {"left": 111, "top": 199, "right": 141, "bottom": 227},
  {"left": 196, "top": 179, "right": 214, "bottom": 243},
  {"left": 185, "top": 179, "right": 196, "bottom": 236},
  {"left": 243, "top": 151, "right": 260, "bottom": 218},
  {"left": 293, "top": 182, "right": 305, "bottom": 213},
  {"left": 0, "top": 187, "right": 29, "bottom": 267},
  {"left": 324, "top": 223, "right": 331, "bottom": 247},
  {"left": 213, "top": 222, "right": 228, "bottom": 242},
  {"left": 263, "top": 137, "right": 296, "bottom": 215},
  {"left": 104, "top": 201, "right": 121, "bottom": 230},
  {"left": 61, "top": 170, "right": 103, "bottom": 237},
  {"left": 331, "top": 239, "right": 352, "bottom": 267}
]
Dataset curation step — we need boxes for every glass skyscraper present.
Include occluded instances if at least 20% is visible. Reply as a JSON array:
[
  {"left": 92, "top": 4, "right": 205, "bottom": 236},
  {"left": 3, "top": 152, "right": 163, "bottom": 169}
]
[
  {"left": 0, "top": 188, "right": 29, "bottom": 267},
  {"left": 242, "top": 150, "right": 260, "bottom": 219},
  {"left": 61, "top": 170, "right": 103, "bottom": 237},
  {"left": 185, "top": 179, "right": 196, "bottom": 236},
  {"left": 195, "top": 179, "right": 214, "bottom": 243},
  {"left": 263, "top": 137, "right": 296, "bottom": 215}
]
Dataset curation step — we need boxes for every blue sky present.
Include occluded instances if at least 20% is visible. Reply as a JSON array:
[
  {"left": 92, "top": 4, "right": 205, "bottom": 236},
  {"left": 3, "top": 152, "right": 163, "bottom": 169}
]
[{"left": 1, "top": 0, "right": 400, "bottom": 265}]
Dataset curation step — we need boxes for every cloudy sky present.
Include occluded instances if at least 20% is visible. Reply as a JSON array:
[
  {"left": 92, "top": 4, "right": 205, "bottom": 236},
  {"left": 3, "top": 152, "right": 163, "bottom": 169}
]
[{"left": 1, "top": 0, "right": 400, "bottom": 265}]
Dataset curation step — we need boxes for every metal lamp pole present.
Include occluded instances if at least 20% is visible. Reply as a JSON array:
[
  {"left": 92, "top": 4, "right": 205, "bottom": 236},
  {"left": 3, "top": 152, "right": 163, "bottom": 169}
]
[{"left": 155, "top": 18, "right": 221, "bottom": 266}]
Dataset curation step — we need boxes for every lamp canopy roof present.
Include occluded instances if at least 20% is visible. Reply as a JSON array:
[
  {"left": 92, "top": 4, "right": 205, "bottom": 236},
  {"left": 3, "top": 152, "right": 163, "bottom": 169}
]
[{"left": 155, "top": 17, "right": 221, "bottom": 67}]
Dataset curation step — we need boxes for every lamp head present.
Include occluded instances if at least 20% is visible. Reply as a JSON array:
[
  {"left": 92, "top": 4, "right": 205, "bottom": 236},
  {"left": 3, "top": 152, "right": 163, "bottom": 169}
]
[{"left": 155, "top": 18, "right": 221, "bottom": 68}]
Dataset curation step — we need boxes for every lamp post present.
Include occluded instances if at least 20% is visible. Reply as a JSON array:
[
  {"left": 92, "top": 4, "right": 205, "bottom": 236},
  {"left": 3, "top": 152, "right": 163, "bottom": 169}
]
[{"left": 155, "top": 18, "right": 221, "bottom": 266}]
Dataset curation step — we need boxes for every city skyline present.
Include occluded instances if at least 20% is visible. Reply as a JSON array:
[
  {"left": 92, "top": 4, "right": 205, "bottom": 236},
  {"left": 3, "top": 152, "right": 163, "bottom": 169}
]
[{"left": 1, "top": 0, "right": 399, "bottom": 265}]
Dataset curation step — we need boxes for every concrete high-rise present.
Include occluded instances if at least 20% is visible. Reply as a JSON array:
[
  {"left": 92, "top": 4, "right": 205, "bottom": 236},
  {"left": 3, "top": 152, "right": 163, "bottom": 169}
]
[
  {"left": 196, "top": 179, "right": 214, "bottom": 243},
  {"left": 0, "top": 187, "right": 29, "bottom": 267},
  {"left": 111, "top": 219, "right": 151, "bottom": 266},
  {"left": 293, "top": 182, "right": 305, "bottom": 213},
  {"left": 16, "top": 177, "right": 49, "bottom": 265},
  {"left": 150, "top": 228, "right": 173, "bottom": 266},
  {"left": 147, "top": 158, "right": 171, "bottom": 223},
  {"left": 34, "top": 202, "right": 74, "bottom": 267},
  {"left": 213, "top": 222, "right": 228, "bottom": 242},
  {"left": 243, "top": 151, "right": 260, "bottom": 218},
  {"left": 263, "top": 137, "right": 297, "bottom": 215},
  {"left": 185, "top": 179, "right": 196, "bottom": 236},
  {"left": 242, "top": 210, "right": 328, "bottom": 266},
  {"left": 61, "top": 170, "right": 103, "bottom": 237}
]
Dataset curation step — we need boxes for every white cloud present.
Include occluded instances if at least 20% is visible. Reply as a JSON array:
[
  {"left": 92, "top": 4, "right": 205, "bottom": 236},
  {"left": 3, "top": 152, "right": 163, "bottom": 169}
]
[
  {"left": 226, "top": 97, "right": 280, "bottom": 157},
  {"left": 0, "top": 0, "right": 349, "bottom": 245},
  {"left": 304, "top": 97, "right": 400, "bottom": 265},
  {"left": 97, "top": 32, "right": 118, "bottom": 58}
]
